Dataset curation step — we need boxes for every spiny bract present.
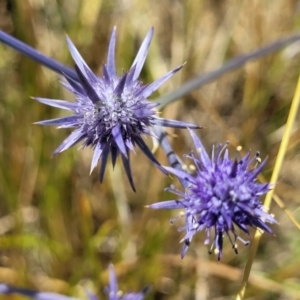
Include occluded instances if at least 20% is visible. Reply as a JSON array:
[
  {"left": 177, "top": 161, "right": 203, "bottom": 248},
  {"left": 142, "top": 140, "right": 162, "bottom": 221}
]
[
  {"left": 149, "top": 129, "right": 277, "bottom": 260},
  {"left": 34, "top": 27, "right": 199, "bottom": 191}
]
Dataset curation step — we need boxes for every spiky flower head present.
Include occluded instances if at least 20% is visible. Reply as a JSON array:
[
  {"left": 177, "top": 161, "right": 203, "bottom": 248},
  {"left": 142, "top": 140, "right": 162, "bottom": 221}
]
[
  {"left": 149, "top": 129, "right": 277, "bottom": 260},
  {"left": 0, "top": 265, "right": 148, "bottom": 300},
  {"left": 34, "top": 27, "right": 199, "bottom": 190}
]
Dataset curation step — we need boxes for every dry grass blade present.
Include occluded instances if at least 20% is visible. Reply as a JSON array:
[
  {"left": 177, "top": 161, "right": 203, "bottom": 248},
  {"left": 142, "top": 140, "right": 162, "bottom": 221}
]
[
  {"left": 162, "top": 255, "right": 300, "bottom": 299},
  {"left": 236, "top": 74, "right": 300, "bottom": 300}
]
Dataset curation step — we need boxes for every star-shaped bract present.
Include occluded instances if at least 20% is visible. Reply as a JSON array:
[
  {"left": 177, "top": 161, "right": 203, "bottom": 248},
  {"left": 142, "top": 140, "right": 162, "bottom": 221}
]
[
  {"left": 34, "top": 27, "right": 200, "bottom": 190},
  {"left": 149, "top": 129, "right": 277, "bottom": 260}
]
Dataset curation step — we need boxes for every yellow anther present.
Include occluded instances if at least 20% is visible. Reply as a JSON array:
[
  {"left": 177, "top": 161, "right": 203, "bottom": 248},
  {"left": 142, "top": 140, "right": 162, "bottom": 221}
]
[{"left": 189, "top": 164, "right": 196, "bottom": 171}]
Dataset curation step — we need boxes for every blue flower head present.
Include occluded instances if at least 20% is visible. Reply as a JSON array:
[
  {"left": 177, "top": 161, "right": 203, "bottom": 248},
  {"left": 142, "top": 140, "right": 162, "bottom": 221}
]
[
  {"left": 0, "top": 264, "right": 149, "bottom": 300},
  {"left": 149, "top": 129, "right": 277, "bottom": 260},
  {"left": 34, "top": 27, "right": 199, "bottom": 190}
]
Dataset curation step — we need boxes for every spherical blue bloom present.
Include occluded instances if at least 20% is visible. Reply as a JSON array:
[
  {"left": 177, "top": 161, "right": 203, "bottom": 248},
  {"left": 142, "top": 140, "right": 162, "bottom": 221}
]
[
  {"left": 34, "top": 27, "right": 200, "bottom": 190},
  {"left": 0, "top": 265, "right": 149, "bottom": 300},
  {"left": 149, "top": 129, "right": 277, "bottom": 260}
]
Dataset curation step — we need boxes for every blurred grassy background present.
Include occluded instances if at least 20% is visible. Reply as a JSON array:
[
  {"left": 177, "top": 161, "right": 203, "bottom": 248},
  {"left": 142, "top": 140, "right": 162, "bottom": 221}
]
[{"left": 0, "top": 0, "right": 300, "bottom": 299}]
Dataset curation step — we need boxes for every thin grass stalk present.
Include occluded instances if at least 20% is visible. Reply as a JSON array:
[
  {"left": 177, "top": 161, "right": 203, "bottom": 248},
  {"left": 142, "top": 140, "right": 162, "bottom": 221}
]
[{"left": 236, "top": 74, "right": 300, "bottom": 300}]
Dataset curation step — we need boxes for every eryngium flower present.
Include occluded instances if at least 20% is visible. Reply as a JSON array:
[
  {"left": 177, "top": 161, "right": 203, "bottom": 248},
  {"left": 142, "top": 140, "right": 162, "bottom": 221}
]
[
  {"left": 0, "top": 265, "right": 149, "bottom": 300},
  {"left": 102, "top": 264, "right": 149, "bottom": 300},
  {"left": 34, "top": 27, "right": 199, "bottom": 190},
  {"left": 149, "top": 129, "right": 277, "bottom": 260}
]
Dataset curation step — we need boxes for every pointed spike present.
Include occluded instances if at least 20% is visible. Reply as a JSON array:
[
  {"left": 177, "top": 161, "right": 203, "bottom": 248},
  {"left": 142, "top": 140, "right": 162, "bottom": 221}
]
[
  {"left": 99, "top": 145, "right": 110, "bottom": 182},
  {"left": 125, "top": 139, "right": 135, "bottom": 152},
  {"left": 121, "top": 153, "right": 136, "bottom": 192},
  {"left": 53, "top": 129, "right": 85, "bottom": 155},
  {"left": 154, "top": 118, "right": 201, "bottom": 129},
  {"left": 181, "top": 239, "right": 191, "bottom": 259},
  {"left": 229, "top": 159, "right": 238, "bottom": 178},
  {"left": 131, "top": 28, "right": 154, "bottom": 81},
  {"left": 141, "top": 65, "right": 184, "bottom": 98},
  {"left": 148, "top": 200, "right": 185, "bottom": 210},
  {"left": 63, "top": 72, "right": 86, "bottom": 95},
  {"left": 188, "top": 128, "right": 211, "bottom": 166},
  {"left": 102, "top": 64, "right": 111, "bottom": 84},
  {"left": 107, "top": 27, "right": 117, "bottom": 78},
  {"left": 221, "top": 209, "right": 232, "bottom": 229},
  {"left": 135, "top": 137, "right": 168, "bottom": 175},
  {"left": 111, "top": 146, "right": 118, "bottom": 168},
  {"left": 35, "top": 115, "right": 82, "bottom": 127},
  {"left": 90, "top": 143, "right": 105, "bottom": 174},
  {"left": 252, "top": 218, "right": 273, "bottom": 234},
  {"left": 111, "top": 124, "right": 127, "bottom": 157},
  {"left": 75, "top": 64, "right": 101, "bottom": 104},
  {"left": 108, "top": 264, "right": 118, "bottom": 295},
  {"left": 239, "top": 152, "right": 251, "bottom": 169},
  {"left": 254, "top": 208, "right": 277, "bottom": 224},
  {"left": 234, "top": 222, "right": 250, "bottom": 235},
  {"left": 246, "top": 156, "right": 268, "bottom": 183},
  {"left": 163, "top": 166, "right": 196, "bottom": 184},
  {"left": 126, "top": 64, "right": 137, "bottom": 86},
  {"left": 66, "top": 36, "right": 97, "bottom": 82},
  {"left": 114, "top": 73, "right": 127, "bottom": 97},
  {"left": 33, "top": 97, "right": 78, "bottom": 111},
  {"left": 216, "top": 231, "right": 223, "bottom": 261}
]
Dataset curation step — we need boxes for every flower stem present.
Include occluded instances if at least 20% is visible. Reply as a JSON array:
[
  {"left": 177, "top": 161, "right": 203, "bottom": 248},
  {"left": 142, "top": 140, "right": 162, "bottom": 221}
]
[
  {"left": 236, "top": 74, "right": 300, "bottom": 300},
  {"left": 153, "top": 126, "right": 188, "bottom": 189}
]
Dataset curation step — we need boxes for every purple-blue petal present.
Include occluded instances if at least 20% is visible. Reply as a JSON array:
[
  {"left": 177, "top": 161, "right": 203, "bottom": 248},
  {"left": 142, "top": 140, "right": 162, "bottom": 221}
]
[{"left": 131, "top": 28, "right": 154, "bottom": 81}]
